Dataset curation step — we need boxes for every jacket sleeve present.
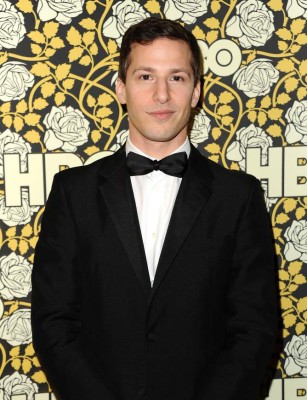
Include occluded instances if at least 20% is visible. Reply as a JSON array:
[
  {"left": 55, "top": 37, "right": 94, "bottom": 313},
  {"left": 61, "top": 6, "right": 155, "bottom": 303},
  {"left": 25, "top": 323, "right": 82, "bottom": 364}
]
[
  {"left": 195, "top": 178, "right": 278, "bottom": 400},
  {"left": 31, "top": 173, "right": 120, "bottom": 400}
]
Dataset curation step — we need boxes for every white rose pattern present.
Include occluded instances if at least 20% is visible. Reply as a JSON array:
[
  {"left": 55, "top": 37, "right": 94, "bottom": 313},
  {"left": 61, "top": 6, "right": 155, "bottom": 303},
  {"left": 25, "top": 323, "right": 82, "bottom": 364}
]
[
  {"left": 0, "top": 0, "right": 26, "bottom": 50},
  {"left": 110, "top": 129, "right": 129, "bottom": 152},
  {"left": 164, "top": 0, "right": 209, "bottom": 24},
  {"left": 233, "top": 58, "right": 279, "bottom": 98},
  {"left": 287, "top": 0, "right": 307, "bottom": 18},
  {"left": 102, "top": 0, "right": 150, "bottom": 45},
  {"left": 0, "top": 252, "right": 32, "bottom": 300},
  {"left": 284, "top": 220, "right": 307, "bottom": 262},
  {"left": 226, "top": 124, "right": 273, "bottom": 170},
  {"left": 43, "top": 106, "right": 90, "bottom": 152},
  {"left": 0, "top": 62, "right": 34, "bottom": 102},
  {"left": 0, "top": 309, "right": 32, "bottom": 346},
  {"left": 0, "top": 372, "right": 38, "bottom": 400},
  {"left": 197, "top": 40, "right": 209, "bottom": 74},
  {"left": 0, "top": 299, "right": 3, "bottom": 319},
  {"left": 261, "top": 181, "right": 278, "bottom": 212},
  {"left": 284, "top": 335, "right": 307, "bottom": 376},
  {"left": 189, "top": 108, "right": 211, "bottom": 147},
  {"left": 226, "top": 0, "right": 274, "bottom": 49},
  {"left": 37, "top": 0, "right": 84, "bottom": 25},
  {"left": 0, "top": 191, "right": 39, "bottom": 227},
  {"left": 285, "top": 100, "right": 307, "bottom": 145},
  {"left": 0, "top": 129, "right": 31, "bottom": 178}
]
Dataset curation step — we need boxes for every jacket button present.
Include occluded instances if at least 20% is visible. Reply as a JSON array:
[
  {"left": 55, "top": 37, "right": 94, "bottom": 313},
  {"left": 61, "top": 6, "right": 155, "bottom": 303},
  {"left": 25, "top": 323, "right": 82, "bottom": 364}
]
[
  {"left": 147, "top": 332, "right": 157, "bottom": 342},
  {"left": 138, "top": 387, "right": 147, "bottom": 396}
]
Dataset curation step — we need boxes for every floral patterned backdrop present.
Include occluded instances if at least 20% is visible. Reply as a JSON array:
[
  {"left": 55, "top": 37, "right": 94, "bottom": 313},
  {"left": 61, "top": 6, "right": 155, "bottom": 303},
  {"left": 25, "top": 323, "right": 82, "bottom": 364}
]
[{"left": 0, "top": 0, "right": 306, "bottom": 398}]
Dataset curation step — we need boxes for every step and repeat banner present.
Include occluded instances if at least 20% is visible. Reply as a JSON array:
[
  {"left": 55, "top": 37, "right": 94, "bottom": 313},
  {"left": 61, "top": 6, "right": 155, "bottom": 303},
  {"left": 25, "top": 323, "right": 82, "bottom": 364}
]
[{"left": 0, "top": 0, "right": 306, "bottom": 398}]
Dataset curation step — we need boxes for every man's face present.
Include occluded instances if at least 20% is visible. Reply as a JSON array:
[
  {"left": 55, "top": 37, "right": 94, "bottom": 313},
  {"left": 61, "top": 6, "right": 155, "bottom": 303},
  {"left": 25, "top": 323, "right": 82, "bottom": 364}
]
[{"left": 116, "top": 38, "right": 200, "bottom": 149}]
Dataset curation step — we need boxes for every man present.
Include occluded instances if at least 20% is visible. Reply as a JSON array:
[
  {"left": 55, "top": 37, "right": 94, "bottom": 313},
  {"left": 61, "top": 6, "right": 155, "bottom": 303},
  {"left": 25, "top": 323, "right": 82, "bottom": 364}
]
[{"left": 32, "top": 17, "right": 277, "bottom": 400}]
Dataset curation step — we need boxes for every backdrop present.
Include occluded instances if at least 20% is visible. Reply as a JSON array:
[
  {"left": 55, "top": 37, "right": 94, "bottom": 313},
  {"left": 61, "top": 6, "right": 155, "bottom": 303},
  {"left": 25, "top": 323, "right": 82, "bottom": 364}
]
[{"left": 0, "top": 0, "right": 306, "bottom": 399}]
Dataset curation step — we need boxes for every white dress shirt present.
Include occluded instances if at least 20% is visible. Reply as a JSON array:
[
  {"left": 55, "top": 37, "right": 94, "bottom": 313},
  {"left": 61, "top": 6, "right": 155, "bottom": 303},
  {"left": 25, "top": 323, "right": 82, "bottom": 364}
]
[{"left": 126, "top": 136, "right": 191, "bottom": 286}]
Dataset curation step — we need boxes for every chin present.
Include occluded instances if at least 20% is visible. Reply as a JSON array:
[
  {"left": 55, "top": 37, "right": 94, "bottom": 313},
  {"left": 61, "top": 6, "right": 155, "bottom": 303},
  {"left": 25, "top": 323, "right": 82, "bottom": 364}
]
[{"left": 144, "top": 131, "right": 181, "bottom": 143}]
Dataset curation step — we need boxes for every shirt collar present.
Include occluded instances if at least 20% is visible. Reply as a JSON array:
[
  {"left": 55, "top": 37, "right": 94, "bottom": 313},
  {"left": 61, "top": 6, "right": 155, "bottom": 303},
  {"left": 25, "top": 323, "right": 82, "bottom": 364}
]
[{"left": 125, "top": 135, "right": 191, "bottom": 160}]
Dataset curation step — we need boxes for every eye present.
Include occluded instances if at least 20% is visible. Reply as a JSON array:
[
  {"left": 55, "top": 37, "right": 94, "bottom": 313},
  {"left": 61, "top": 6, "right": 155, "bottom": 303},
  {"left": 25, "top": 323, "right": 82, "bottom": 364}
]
[
  {"left": 140, "top": 74, "right": 151, "bottom": 80},
  {"left": 171, "top": 75, "right": 184, "bottom": 82}
]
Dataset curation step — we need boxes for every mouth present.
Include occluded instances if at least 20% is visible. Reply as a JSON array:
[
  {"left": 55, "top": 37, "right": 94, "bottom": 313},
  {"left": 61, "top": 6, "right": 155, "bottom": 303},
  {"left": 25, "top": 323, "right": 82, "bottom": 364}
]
[{"left": 147, "top": 110, "right": 175, "bottom": 121}]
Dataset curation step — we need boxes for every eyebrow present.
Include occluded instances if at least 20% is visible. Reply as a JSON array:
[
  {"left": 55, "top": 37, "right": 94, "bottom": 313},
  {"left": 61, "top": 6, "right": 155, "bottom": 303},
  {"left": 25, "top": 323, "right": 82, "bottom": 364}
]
[{"left": 132, "top": 67, "right": 192, "bottom": 77}]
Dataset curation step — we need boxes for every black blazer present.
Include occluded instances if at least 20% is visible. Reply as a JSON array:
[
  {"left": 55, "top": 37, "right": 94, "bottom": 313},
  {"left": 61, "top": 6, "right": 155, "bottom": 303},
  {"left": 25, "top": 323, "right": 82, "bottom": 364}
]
[{"left": 32, "top": 145, "right": 277, "bottom": 400}]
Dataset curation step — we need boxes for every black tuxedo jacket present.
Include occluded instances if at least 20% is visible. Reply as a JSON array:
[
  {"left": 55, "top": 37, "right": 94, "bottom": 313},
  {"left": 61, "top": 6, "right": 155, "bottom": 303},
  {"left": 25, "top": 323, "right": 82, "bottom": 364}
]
[{"left": 32, "top": 145, "right": 277, "bottom": 400}]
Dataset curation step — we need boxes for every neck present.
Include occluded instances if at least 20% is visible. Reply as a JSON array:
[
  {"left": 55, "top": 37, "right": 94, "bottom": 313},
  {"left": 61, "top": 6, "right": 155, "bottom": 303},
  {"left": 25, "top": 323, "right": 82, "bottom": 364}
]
[{"left": 129, "top": 134, "right": 188, "bottom": 159}]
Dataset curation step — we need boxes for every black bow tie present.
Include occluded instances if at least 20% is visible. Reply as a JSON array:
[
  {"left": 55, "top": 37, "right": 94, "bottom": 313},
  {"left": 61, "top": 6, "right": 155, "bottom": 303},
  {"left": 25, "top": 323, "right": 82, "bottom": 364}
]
[{"left": 127, "top": 151, "right": 188, "bottom": 178}]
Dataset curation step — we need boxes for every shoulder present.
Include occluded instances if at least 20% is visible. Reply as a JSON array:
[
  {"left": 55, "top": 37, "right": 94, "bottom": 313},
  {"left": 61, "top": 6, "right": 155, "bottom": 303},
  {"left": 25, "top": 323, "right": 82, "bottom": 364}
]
[
  {"left": 53, "top": 148, "right": 124, "bottom": 187},
  {"left": 208, "top": 157, "right": 259, "bottom": 188},
  {"left": 193, "top": 151, "right": 267, "bottom": 217},
  {"left": 193, "top": 147, "right": 260, "bottom": 190},
  {"left": 191, "top": 148, "right": 264, "bottom": 212}
]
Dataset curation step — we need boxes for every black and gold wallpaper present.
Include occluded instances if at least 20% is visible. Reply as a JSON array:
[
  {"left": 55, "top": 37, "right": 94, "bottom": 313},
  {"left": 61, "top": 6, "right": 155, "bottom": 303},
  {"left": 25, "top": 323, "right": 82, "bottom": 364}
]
[{"left": 0, "top": 0, "right": 306, "bottom": 398}]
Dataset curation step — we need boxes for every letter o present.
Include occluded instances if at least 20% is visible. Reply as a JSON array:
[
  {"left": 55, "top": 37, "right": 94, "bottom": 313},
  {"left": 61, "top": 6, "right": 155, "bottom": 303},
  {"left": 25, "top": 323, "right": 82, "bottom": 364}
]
[{"left": 207, "top": 39, "right": 242, "bottom": 77}]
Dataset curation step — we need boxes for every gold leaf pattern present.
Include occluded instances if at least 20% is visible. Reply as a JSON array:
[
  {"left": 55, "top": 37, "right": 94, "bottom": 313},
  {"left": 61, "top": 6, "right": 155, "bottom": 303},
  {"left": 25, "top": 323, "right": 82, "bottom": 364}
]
[
  {"left": 203, "top": 17, "right": 220, "bottom": 29},
  {"left": 291, "top": 19, "right": 306, "bottom": 35},
  {"left": 293, "top": 274, "right": 306, "bottom": 284},
  {"left": 267, "top": 0, "right": 283, "bottom": 11},
  {"left": 192, "top": 26, "right": 205, "bottom": 40},
  {"left": 31, "top": 371, "right": 47, "bottom": 384},
  {"left": 22, "top": 359, "right": 32, "bottom": 374},
  {"left": 276, "top": 213, "right": 290, "bottom": 224},
  {"left": 11, "top": 359, "right": 21, "bottom": 371},
  {"left": 28, "top": 31, "right": 45, "bottom": 44},
  {"left": 25, "top": 344, "right": 35, "bottom": 356},
  {"left": 279, "top": 270, "right": 290, "bottom": 281},
  {"left": 296, "top": 33, "right": 307, "bottom": 45},
  {"left": 16, "top": 0, "right": 33, "bottom": 13},
  {"left": 13, "top": 116, "right": 24, "bottom": 132},
  {"left": 24, "top": 130, "right": 40, "bottom": 144},
  {"left": 98, "top": 93, "right": 114, "bottom": 106},
  {"left": 55, "top": 64, "right": 71, "bottom": 81},
  {"left": 211, "top": 127, "right": 221, "bottom": 140},
  {"left": 284, "top": 313, "right": 297, "bottom": 328},
  {"left": 299, "top": 60, "right": 307, "bottom": 77},
  {"left": 31, "top": 63, "right": 51, "bottom": 78},
  {"left": 84, "top": 146, "right": 100, "bottom": 155},
  {"left": 9, "top": 347, "right": 20, "bottom": 357},
  {"left": 211, "top": 1, "right": 221, "bottom": 13},
  {"left": 283, "top": 199, "right": 297, "bottom": 213},
  {"left": 297, "top": 297, "right": 307, "bottom": 313},
  {"left": 144, "top": 0, "right": 161, "bottom": 13},
  {"left": 43, "top": 21, "right": 59, "bottom": 38},
  {"left": 79, "top": 18, "right": 97, "bottom": 30},
  {"left": 67, "top": 27, "right": 82, "bottom": 46},
  {"left": 280, "top": 297, "right": 292, "bottom": 310},
  {"left": 276, "top": 28, "right": 292, "bottom": 41},
  {"left": 204, "top": 143, "right": 220, "bottom": 154},
  {"left": 267, "top": 124, "right": 281, "bottom": 137},
  {"left": 295, "top": 322, "right": 305, "bottom": 335},
  {"left": 289, "top": 261, "right": 303, "bottom": 276}
]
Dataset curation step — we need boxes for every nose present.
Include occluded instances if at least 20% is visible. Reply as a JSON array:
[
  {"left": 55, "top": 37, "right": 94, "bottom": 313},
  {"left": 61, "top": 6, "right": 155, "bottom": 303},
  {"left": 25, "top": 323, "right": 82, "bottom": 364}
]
[{"left": 153, "top": 79, "right": 170, "bottom": 104}]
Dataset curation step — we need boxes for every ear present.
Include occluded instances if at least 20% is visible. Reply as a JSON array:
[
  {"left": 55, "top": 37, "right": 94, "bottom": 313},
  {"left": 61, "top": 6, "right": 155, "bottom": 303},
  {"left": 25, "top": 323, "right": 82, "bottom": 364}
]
[
  {"left": 191, "top": 81, "right": 201, "bottom": 108},
  {"left": 116, "top": 78, "right": 127, "bottom": 104}
]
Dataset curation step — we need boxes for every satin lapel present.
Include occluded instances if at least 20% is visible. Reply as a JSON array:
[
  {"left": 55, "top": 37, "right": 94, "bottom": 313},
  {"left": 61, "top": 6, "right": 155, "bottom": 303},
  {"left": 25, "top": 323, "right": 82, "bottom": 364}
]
[
  {"left": 98, "top": 149, "right": 151, "bottom": 298},
  {"left": 151, "top": 147, "right": 214, "bottom": 299}
]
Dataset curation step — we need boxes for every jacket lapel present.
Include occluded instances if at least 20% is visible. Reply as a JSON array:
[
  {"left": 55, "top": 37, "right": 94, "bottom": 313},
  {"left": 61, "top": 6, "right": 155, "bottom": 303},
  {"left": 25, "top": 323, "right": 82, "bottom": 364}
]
[
  {"left": 151, "top": 146, "right": 214, "bottom": 299},
  {"left": 98, "top": 148, "right": 151, "bottom": 298}
]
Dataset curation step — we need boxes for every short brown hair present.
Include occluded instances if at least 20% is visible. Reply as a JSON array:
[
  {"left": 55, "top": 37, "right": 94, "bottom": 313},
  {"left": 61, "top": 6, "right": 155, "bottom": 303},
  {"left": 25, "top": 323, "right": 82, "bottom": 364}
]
[{"left": 119, "top": 17, "right": 201, "bottom": 86}]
